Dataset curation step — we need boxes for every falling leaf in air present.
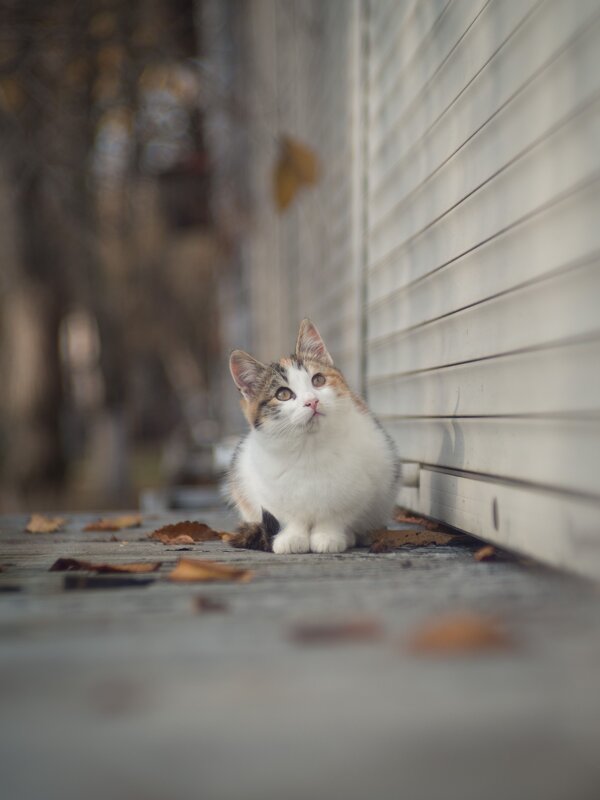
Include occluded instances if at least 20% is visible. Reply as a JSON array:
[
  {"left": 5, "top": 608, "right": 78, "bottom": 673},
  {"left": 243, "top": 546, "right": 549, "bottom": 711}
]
[
  {"left": 474, "top": 545, "right": 498, "bottom": 562},
  {"left": 149, "top": 520, "right": 224, "bottom": 545},
  {"left": 291, "top": 618, "right": 383, "bottom": 644},
  {"left": 407, "top": 613, "right": 513, "bottom": 655},
  {"left": 168, "top": 557, "right": 253, "bottom": 583},
  {"left": 370, "top": 528, "right": 469, "bottom": 553},
  {"left": 25, "top": 514, "right": 66, "bottom": 533},
  {"left": 50, "top": 557, "right": 161, "bottom": 574},
  {"left": 84, "top": 514, "right": 142, "bottom": 532},
  {"left": 273, "top": 134, "right": 320, "bottom": 212}
]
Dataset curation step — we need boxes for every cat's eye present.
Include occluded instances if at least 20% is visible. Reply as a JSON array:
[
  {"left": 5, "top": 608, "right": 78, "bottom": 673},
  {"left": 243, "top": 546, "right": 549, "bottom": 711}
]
[
  {"left": 276, "top": 387, "right": 294, "bottom": 401},
  {"left": 312, "top": 373, "right": 326, "bottom": 387}
]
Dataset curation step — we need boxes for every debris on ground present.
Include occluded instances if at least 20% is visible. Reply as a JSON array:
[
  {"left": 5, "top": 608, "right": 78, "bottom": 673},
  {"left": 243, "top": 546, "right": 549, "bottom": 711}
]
[
  {"left": 25, "top": 514, "right": 66, "bottom": 533},
  {"left": 50, "top": 558, "right": 161, "bottom": 574},
  {"left": 149, "top": 520, "right": 225, "bottom": 545},
  {"left": 84, "top": 514, "right": 142, "bottom": 532},
  {"left": 406, "top": 613, "right": 514, "bottom": 655},
  {"left": 370, "top": 528, "right": 470, "bottom": 553},
  {"left": 168, "top": 557, "right": 254, "bottom": 583},
  {"left": 290, "top": 617, "right": 383, "bottom": 644}
]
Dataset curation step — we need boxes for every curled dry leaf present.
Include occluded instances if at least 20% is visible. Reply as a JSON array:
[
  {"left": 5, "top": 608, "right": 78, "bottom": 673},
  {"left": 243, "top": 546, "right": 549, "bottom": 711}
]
[
  {"left": 291, "top": 618, "right": 383, "bottom": 645},
  {"left": 84, "top": 514, "right": 142, "bottom": 532},
  {"left": 273, "top": 135, "right": 320, "bottom": 212},
  {"left": 149, "top": 520, "right": 224, "bottom": 545},
  {"left": 169, "top": 557, "right": 253, "bottom": 583},
  {"left": 50, "top": 557, "right": 161, "bottom": 574},
  {"left": 407, "top": 613, "right": 513, "bottom": 655},
  {"left": 474, "top": 545, "right": 497, "bottom": 562},
  {"left": 370, "top": 528, "right": 468, "bottom": 553},
  {"left": 25, "top": 514, "right": 66, "bottom": 533}
]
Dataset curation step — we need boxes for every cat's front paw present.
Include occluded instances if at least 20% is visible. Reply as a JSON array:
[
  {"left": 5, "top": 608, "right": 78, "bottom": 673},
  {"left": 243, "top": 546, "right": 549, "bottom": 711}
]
[
  {"left": 310, "top": 529, "right": 349, "bottom": 554},
  {"left": 272, "top": 528, "right": 310, "bottom": 554}
]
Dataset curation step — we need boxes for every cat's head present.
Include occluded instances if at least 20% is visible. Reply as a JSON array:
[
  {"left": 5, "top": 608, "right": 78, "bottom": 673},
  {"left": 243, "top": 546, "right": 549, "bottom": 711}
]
[{"left": 229, "top": 319, "right": 359, "bottom": 435}]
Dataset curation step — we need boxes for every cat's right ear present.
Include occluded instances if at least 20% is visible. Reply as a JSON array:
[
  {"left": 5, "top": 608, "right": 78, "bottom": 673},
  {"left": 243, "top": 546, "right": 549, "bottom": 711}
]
[{"left": 229, "top": 350, "right": 266, "bottom": 400}]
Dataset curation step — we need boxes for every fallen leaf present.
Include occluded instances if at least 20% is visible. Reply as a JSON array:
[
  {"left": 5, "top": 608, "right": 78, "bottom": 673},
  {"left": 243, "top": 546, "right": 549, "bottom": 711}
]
[
  {"left": 370, "top": 528, "right": 468, "bottom": 553},
  {"left": 168, "top": 557, "right": 253, "bottom": 583},
  {"left": 49, "top": 557, "right": 161, "bottom": 574},
  {"left": 291, "top": 618, "right": 383, "bottom": 644},
  {"left": 474, "top": 545, "right": 497, "bottom": 562},
  {"left": 193, "top": 595, "right": 229, "bottom": 613},
  {"left": 63, "top": 575, "right": 154, "bottom": 590},
  {"left": 407, "top": 613, "right": 513, "bottom": 655},
  {"left": 25, "top": 514, "right": 66, "bottom": 533},
  {"left": 273, "top": 135, "right": 320, "bottom": 212},
  {"left": 394, "top": 508, "right": 445, "bottom": 531},
  {"left": 84, "top": 514, "right": 142, "bottom": 532},
  {"left": 149, "top": 520, "right": 223, "bottom": 544}
]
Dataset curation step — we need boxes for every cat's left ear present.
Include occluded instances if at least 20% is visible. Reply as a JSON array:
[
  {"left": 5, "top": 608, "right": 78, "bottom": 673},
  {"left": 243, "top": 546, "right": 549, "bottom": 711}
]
[
  {"left": 229, "top": 350, "right": 267, "bottom": 400},
  {"left": 296, "top": 318, "right": 333, "bottom": 366}
]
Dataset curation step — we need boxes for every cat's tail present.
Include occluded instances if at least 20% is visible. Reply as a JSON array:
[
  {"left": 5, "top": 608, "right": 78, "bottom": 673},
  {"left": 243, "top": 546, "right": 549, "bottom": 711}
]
[{"left": 227, "top": 508, "right": 280, "bottom": 552}]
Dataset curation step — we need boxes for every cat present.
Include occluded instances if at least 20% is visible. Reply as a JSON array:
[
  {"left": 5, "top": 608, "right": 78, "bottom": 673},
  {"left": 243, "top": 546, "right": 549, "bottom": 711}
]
[{"left": 226, "top": 319, "right": 400, "bottom": 554}]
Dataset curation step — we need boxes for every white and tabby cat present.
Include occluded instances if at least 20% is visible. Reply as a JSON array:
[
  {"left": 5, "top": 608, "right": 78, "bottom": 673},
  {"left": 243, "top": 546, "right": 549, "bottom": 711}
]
[{"left": 227, "top": 319, "right": 400, "bottom": 554}]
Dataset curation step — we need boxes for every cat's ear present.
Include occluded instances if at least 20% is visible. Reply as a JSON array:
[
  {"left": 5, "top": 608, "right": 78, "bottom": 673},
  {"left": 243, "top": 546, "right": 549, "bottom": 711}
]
[
  {"left": 229, "top": 350, "right": 267, "bottom": 400},
  {"left": 296, "top": 318, "right": 333, "bottom": 365}
]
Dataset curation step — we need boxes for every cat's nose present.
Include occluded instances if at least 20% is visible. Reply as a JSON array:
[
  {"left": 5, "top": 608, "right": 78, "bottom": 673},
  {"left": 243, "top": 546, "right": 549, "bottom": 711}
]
[{"left": 304, "top": 397, "right": 319, "bottom": 411}]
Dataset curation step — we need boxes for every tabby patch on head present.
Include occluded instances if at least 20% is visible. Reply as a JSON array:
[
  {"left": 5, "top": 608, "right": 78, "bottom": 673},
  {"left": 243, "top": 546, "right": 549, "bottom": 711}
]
[{"left": 229, "top": 319, "right": 362, "bottom": 433}]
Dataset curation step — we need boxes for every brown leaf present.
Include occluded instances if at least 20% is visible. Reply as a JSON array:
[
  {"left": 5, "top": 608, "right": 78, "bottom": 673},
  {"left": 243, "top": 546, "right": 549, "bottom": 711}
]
[
  {"left": 50, "top": 557, "right": 161, "bottom": 574},
  {"left": 273, "top": 135, "right": 320, "bottom": 212},
  {"left": 25, "top": 514, "right": 66, "bottom": 533},
  {"left": 168, "top": 557, "right": 253, "bottom": 583},
  {"left": 394, "top": 508, "right": 446, "bottom": 531},
  {"left": 84, "top": 514, "right": 142, "bottom": 532},
  {"left": 407, "top": 613, "right": 513, "bottom": 655},
  {"left": 193, "top": 595, "right": 229, "bottom": 613},
  {"left": 370, "top": 528, "right": 467, "bottom": 553},
  {"left": 291, "top": 618, "right": 383, "bottom": 644},
  {"left": 474, "top": 545, "right": 497, "bottom": 562},
  {"left": 149, "top": 520, "right": 223, "bottom": 544}
]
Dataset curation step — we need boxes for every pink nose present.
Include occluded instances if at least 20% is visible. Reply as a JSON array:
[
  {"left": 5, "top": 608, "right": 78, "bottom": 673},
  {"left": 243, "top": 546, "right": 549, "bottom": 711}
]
[{"left": 305, "top": 397, "right": 319, "bottom": 412}]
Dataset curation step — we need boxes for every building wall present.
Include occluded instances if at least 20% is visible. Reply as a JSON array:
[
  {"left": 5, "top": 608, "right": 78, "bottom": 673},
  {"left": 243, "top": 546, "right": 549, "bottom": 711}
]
[{"left": 211, "top": 0, "right": 600, "bottom": 578}]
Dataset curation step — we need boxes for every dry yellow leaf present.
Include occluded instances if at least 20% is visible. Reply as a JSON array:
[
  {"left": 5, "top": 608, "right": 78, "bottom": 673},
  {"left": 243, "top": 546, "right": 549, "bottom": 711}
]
[
  {"left": 273, "top": 135, "right": 320, "bottom": 212},
  {"left": 84, "top": 514, "right": 142, "bottom": 532},
  {"left": 25, "top": 514, "right": 66, "bottom": 534},
  {"left": 168, "top": 557, "right": 253, "bottom": 583}
]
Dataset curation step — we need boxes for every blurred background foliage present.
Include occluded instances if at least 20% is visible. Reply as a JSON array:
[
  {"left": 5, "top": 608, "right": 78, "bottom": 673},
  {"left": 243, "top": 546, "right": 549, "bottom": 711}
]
[{"left": 0, "top": 0, "right": 230, "bottom": 511}]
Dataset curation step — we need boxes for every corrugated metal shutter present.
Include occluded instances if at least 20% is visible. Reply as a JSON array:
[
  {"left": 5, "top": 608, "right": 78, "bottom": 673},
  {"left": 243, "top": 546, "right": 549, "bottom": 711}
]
[
  {"left": 366, "top": 0, "right": 600, "bottom": 578},
  {"left": 239, "top": 0, "right": 364, "bottom": 389}
]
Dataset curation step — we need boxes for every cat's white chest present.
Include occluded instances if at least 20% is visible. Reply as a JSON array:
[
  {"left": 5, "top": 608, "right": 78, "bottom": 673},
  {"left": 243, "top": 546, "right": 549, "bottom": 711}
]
[{"left": 239, "top": 413, "right": 391, "bottom": 526}]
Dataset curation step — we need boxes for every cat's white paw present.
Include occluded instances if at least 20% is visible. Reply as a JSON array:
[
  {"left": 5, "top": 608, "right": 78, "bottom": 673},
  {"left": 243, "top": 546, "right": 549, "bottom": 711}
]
[
  {"left": 272, "top": 528, "right": 310, "bottom": 554},
  {"left": 310, "top": 529, "right": 349, "bottom": 554}
]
